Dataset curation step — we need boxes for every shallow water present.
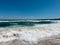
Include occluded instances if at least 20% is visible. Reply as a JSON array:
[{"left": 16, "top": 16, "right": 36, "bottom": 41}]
[{"left": 0, "top": 20, "right": 60, "bottom": 43}]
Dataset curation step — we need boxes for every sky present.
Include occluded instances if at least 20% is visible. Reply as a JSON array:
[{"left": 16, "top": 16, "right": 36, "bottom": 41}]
[{"left": 0, "top": 0, "right": 60, "bottom": 19}]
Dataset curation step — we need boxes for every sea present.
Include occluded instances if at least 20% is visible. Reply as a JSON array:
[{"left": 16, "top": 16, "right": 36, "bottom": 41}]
[
  {"left": 0, "top": 19, "right": 58, "bottom": 27},
  {"left": 0, "top": 19, "right": 60, "bottom": 43}
]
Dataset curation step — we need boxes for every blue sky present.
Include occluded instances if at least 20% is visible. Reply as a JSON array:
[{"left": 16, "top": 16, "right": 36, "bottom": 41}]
[{"left": 0, "top": 0, "right": 60, "bottom": 19}]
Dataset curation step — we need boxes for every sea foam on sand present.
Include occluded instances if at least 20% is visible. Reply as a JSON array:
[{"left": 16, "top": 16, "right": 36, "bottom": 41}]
[{"left": 0, "top": 23, "right": 60, "bottom": 43}]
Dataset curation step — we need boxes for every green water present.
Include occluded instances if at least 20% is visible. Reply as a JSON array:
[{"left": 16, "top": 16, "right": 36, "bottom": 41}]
[{"left": 0, "top": 20, "right": 54, "bottom": 27}]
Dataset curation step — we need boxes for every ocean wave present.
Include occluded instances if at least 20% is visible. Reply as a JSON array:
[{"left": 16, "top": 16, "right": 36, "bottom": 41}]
[
  {"left": 0, "top": 20, "right": 56, "bottom": 27},
  {"left": 0, "top": 23, "right": 60, "bottom": 43}
]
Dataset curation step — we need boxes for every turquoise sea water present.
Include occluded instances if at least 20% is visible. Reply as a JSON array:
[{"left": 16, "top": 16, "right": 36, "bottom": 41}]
[{"left": 0, "top": 19, "right": 58, "bottom": 27}]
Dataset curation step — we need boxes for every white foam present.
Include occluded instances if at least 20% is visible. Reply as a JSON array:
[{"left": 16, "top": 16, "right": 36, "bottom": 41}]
[
  {"left": 17, "top": 30, "right": 60, "bottom": 42},
  {"left": 0, "top": 23, "right": 60, "bottom": 43}
]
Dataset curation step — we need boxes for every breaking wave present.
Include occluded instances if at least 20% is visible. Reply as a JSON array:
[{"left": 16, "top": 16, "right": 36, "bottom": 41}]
[
  {"left": 0, "top": 20, "right": 57, "bottom": 27},
  {"left": 0, "top": 20, "right": 60, "bottom": 43}
]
